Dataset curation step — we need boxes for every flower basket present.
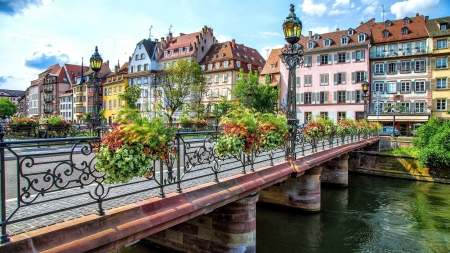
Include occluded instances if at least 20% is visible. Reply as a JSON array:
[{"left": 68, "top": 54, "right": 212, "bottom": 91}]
[
  {"left": 259, "top": 113, "right": 288, "bottom": 151},
  {"left": 195, "top": 122, "right": 207, "bottom": 131},
  {"left": 337, "top": 118, "right": 356, "bottom": 142}
]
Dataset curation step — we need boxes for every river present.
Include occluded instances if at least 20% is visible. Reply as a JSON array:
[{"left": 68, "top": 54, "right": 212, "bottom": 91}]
[{"left": 114, "top": 174, "right": 450, "bottom": 252}]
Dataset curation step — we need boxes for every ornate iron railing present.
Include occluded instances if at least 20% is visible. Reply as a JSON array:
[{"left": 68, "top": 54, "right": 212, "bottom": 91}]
[{"left": 0, "top": 124, "right": 377, "bottom": 243}]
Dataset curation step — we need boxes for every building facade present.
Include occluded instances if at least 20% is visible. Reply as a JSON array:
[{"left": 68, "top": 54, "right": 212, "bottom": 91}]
[{"left": 103, "top": 62, "right": 129, "bottom": 124}]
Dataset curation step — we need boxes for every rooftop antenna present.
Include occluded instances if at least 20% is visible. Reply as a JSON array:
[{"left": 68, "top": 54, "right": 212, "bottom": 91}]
[
  {"left": 167, "top": 24, "right": 172, "bottom": 35},
  {"left": 378, "top": 4, "right": 386, "bottom": 21},
  {"left": 148, "top": 25, "right": 154, "bottom": 39},
  {"left": 266, "top": 49, "right": 269, "bottom": 58}
]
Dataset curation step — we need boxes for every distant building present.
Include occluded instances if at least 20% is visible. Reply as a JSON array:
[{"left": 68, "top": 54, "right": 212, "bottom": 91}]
[
  {"left": 103, "top": 62, "right": 129, "bottom": 124},
  {"left": 0, "top": 88, "right": 25, "bottom": 105}
]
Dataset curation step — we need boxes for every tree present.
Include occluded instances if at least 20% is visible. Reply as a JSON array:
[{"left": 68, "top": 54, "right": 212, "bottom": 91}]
[
  {"left": 0, "top": 97, "right": 18, "bottom": 117},
  {"left": 230, "top": 69, "right": 279, "bottom": 113},
  {"left": 118, "top": 84, "right": 141, "bottom": 110},
  {"left": 157, "top": 58, "right": 206, "bottom": 123}
]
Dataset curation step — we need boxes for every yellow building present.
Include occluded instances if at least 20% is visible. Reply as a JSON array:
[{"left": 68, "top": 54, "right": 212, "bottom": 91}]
[
  {"left": 427, "top": 16, "right": 450, "bottom": 120},
  {"left": 103, "top": 62, "right": 129, "bottom": 124}
]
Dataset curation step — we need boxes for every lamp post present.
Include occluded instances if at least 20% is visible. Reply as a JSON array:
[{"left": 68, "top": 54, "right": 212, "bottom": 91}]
[
  {"left": 361, "top": 81, "right": 370, "bottom": 120},
  {"left": 247, "top": 85, "right": 253, "bottom": 108},
  {"left": 280, "top": 4, "right": 304, "bottom": 161},
  {"left": 89, "top": 46, "right": 103, "bottom": 131}
]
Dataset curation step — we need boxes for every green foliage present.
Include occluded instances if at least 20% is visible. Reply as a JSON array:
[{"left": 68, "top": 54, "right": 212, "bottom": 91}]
[
  {"left": 412, "top": 117, "right": 444, "bottom": 148},
  {"left": 230, "top": 69, "right": 279, "bottom": 113},
  {"left": 40, "top": 115, "right": 70, "bottom": 125},
  {"left": 84, "top": 112, "right": 92, "bottom": 123},
  {"left": 379, "top": 147, "right": 420, "bottom": 157},
  {"left": 118, "top": 84, "right": 141, "bottom": 109},
  {"left": 0, "top": 97, "right": 18, "bottom": 117}
]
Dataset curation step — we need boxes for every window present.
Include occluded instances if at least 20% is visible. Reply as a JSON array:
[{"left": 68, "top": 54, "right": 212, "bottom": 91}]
[
  {"left": 338, "top": 53, "right": 346, "bottom": 63},
  {"left": 374, "top": 63, "right": 384, "bottom": 74},
  {"left": 436, "top": 99, "right": 447, "bottom": 111},
  {"left": 356, "top": 90, "right": 362, "bottom": 103},
  {"left": 437, "top": 57, "right": 447, "bottom": 69},
  {"left": 216, "top": 62, "right": 220, "bottom": 69},
  {"left": 398, "top": 102, "right": 410, "bottom": 113},
  {"left": 179, "top": 48, "right": 183, "bottom": 54},
  {"left": 416, "top": 41, "right": 425, "bottom": 52},
  {"left": 374, "top": 82, "right": 384, "bottom": 92},
  {"left": 335, "top": 73, "right": 346, "bottom": 84},
  {"left": 144, "top": 64, "right": 149, "bottom": 70},
  {"left": 355, "top": 50, "right": 364, "bottom": 61},
  {"left": 164, "top": 51, "right": 168, "bottom": 57},
  {"left": 400, "top": 61, "right": 411, "bottom": 72},
  {"left": 236, "top": 61, "right": 241, "bottom": 68},
  {"left": 415, "top": 102, "right": 426, "bottom": 113},
  {"left": 304, "top": 93, "right": 312, "bottom": 104},
  {"left": 141, "top": 53, "right": 145, "bottom": 59},
  {"left": 387, "top": 62, "right": 397, "bottom": 74},
  {"left": 135, "top": 55, "right": 138, "bottom": 61},
  {"left": 296, "top": 77, "right": 300, "bottom": 86},
  {"left": 437, "top": 78, "right": 447, "bottom": 89},
  {"left": 137, "top": 65, "right": 141, "bottom": 72},
  {"left": 386, "top": 82, "right": 396, "bottom": 93},
  {"left": 185, "top": 46, "right": 190, "bottom": 52},
  {"left": 341, "top": 37, "right": 348, "bottom": 45},
  {"left": 356, "top": 71, "right": 366, "bottom": 82},
  {"left": 383, "top": 31, "right": 389, "bottom": 38},
  {"left": 214, "top": 74, "right": 219, "bottom": 83},
  {"left": 320, "top": 74, "right": 329, "bottom": 85},
  {"left": 404, "top": 18, "right": 410, "bottom": 24},
  {"left": 320, "top": 92, "right": 328, "bottom": 104},
  {"left": 324, "top": 39, "right": 331, "bottom": 47},
  {"left": 247, "top": 64, "right": 252, "bottom": 70},
  {"left": 376, "top": 46, "right": 384, "bottom": 56},
  {"left": 304, "top": 56, "right": 312, "bottom": 66},
  {"left": 314, "top": 34, "right": 320, "bottom": 40},
  {"left": 338, "top": 111, "right": 346, "bottom": 120},
  {"left": 321, "top": 55, "right": 329, "bottom": 64},
  {"left": 114, "top": 87, "right": 116, "bottom": 94},
  {"left": 307, "top": 41, "right": 314, "bottom": 49},
  {"left": 386, "top": 20, "right": 392, "bottom": 27},
  {"left": 400, "top": 81, "right": 411, "bottom": 93},
  {"left": 223, "top": 74, "right": 228, "bottom": 83},
  {"left": 415, "top": 80, "right": 425, "bottom": 92},
  {"left": 304, "top": 75, "right": 312, "bottom": 86},
  {"left": 402, "top": 28, "right": 409, "bottom": 35},
  {"left": 415, "top": 60, "right": 426, "bottom": 72},
  {"left": 222, "top": 88, "right": 227, "bottom": 97},
  {"left": 206, "top": 75, "right": 212, "bottom": 84},
  {"left": 208, "top": 64, "right": 213, "bottom": 70},
  {"left": 389, "top": 44, "right": 397, "bottom": 53},
  {"left": 440, "top": 23, "right": 447, "bottom": 30},
  {"left": 320, "top": 112, "right": 328, "bottom": 118},
  {"left": 201, "top": 65, "right": 205, "bottom": 71},
  {"left": 224, "top": 61, "right": 229, "bottom": 67},
  {"left": 358, "top": 33, "right": 366, "bottom": 42},
  {"left": 170, "top": 50, "right": 174, "bottom": 56},
  {"left": 437, "top": 39, "right": 447, "bottom": 49},
  {"left": 338, "top": 91, "right": 346, "bottom": 103},
  {"left": 118, "top": 86, "right": 122, "bottom": 93}
]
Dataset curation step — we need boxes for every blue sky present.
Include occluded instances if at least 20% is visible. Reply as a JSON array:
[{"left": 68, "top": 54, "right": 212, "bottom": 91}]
[{"left": 0, "top": 0, "right": 447, "bottom": 91}]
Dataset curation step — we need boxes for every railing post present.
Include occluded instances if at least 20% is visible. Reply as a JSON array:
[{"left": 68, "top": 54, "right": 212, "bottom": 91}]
[
  {"left": 176, "top": 133, "right": 182, "bottom": 193},
  {"left": 0, "top": 124, "right": 9, "bottom": 243}
]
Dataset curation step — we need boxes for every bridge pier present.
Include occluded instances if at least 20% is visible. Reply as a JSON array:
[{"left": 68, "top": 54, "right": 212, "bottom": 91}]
[
  {"left": 143, "top": 193, "right": 258, "bottom": 253},
  {"left": 321, "top": 154, "right": 349, "bottom": 187},
  {"left": 259, "top": 167, "right": 322, "bottom": 212}
]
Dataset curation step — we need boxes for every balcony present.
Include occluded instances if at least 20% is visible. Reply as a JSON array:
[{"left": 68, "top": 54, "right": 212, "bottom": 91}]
[
  {"left": 44, "top": 96, "right": 54, "bottom": 102},
  {"left": 43, "top": 86, "right": 54, "bottom": 93},
  {"left": 370, "top": 48, "right": 430, "bottom": 59},
  {"left": 43, "top": 108, "right": 54, "bottom": 113}
]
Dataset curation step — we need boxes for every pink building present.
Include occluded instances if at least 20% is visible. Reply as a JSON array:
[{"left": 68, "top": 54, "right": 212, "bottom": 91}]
[{"left": 280, "top": 19, "right": 374, "bottom": 124}]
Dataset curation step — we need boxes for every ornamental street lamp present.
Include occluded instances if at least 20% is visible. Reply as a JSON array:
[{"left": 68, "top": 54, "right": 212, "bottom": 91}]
[
  {"left": 247, "top": 85, "right": 253, "bottom": 108},
  {"left": 280, "top": 4, "right": 304, "bottom": 161},
  {"left": 361, "top": 80, "right": 370, "bottom": 120},
  {"left": 90, "top": 46, "right": 103, "bottom": 131}
]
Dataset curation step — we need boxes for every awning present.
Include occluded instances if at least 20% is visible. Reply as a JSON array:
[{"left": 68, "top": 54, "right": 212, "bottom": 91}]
[{"left": 367, "top": 115, "right": 429, "bottom": 122}]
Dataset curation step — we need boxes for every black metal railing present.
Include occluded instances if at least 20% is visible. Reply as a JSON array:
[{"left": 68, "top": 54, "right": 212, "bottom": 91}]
[{"left": 0, "top": 124, "right": 377, "bottom": 242}]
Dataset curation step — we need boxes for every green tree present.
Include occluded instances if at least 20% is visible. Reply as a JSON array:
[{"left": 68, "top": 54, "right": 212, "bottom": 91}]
[
  {"left": 118, "top": 84, "right": 141, "bottom": 109},
  {"left": 231, "top": 69, "right": 279, "bottom": 113},
  {"left": 157, "top": 58, "right": 206, "bottom": 123},
  {"left": 0, "top": 97, "right": 18, "bottom": 117}
]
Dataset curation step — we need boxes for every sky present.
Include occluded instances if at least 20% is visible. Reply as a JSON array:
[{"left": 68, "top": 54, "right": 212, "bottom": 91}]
[{"left": 0, "top": 0, "right": 448, "bottom": 91}]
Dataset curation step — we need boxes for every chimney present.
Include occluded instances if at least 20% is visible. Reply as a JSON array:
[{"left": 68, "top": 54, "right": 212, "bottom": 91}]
[
  {"left": 155, "top": 38, "right": 158, "bottom": 43},
  {"left": 180, "top": 33, "right": 185, "bottom": 36},
  {"left": 416, "top": 13, "right": 419, "bottom": 16},
  {"left": 361, "top": 21, "right": 364, "bottom": 25},
  {"left": 336, "top": 28, "right": 340, "bottom": 31},
  {"left": 309, "top": 31, "right": 312, "bottom": 38},
  {"left": 425, "top": 16, "right": 429, "bottom": 20},
  {"left": 232, "top": 39, "right": 236, "bottom": 48},
  {"left": 169, "top": 32, "right": 173, "bottom": 40}
]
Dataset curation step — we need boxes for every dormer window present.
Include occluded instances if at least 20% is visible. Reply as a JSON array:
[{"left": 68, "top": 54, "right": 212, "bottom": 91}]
[
  {"left": 307, "top": 41, "right": 314, "bottom": 49},
  {"left": 185, "top": 46, "right": 190, "bottom": 52},
  {"left": 164, "top": 51, "right": 168, "bottom": 57},
  {"left": 440, "top": 23, "right": 447, "bottom": 30},
  {"left": 224, "top": 61, "right": 229, "bottom": 67},
  {"left": 404, "top": 18, "right": 410, "bottom": 24},
  {"left": 386, "top": 20, "right": 392, "bottom": 27},
  {"left": 221, "top": 53, "right": 225, "bottom": 58},
  {"left": 348, "top": 29, "right": 354, "bottom": 35},
  {"left": 237, "top": 52, "right": 240, "bottom": 57},
  {"left": 208, "top": 64, "right": 213, "bottom": 70},
  {"left": 314, "top": 34, "right": 320, "bottom": 40},
  {"left": 243, "top": 48, "right": 247, "bottom": 52},
  {"left": 179, "top": 48, "right": 183, "bottom": 54},
  {"left": 236, "top": 61, "right": 241, "bottom": 68},
  {"left": 252, "top": 50, "right": 255, "bottom": 54},
  {"left": 213, "top": 54, "right": 217, "bottom": 59},
  {"left": 215, "top": 62, "right": 220, "bottom": 69},
  {"left": 251, "top": 57, "right": 254, "bottom": 62},
  {"left": 201, "top": 65, "right": 205, "bottom": 71},
  {"left": 382, "top": 30, "right": 390, "bottom": 38},
  {"left": 236, "top": 46, "right": 239, "bottom": 50},
  {"left": 258, "top": 67, "right": 262, "bottom": 72},
  {"left": 247, "top": 64, "right": 252, "bottom": 70},
  {"left": 358, "top": 33, "right": 366, "bottom": 42},
  {"left": 244, "top": 55, "right": 248, "bottom": 60},
  {"left": 270, "top": 64, "right": 275, "bottom": 69},
  {"left": 402, "top": 27, "right": 409, "bottom": 35},
  {"left": 170, "top": 50, "right": 174, "bottom": 56},
  {"left": 341, "top": 36, "right": 348, "bottom": 45},
  {"left": 324, "top": 38, "right": 331, "bottom": 47}
]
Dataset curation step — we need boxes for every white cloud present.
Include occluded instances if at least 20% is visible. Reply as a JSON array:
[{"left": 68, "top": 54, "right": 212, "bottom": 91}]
[
  {"left": 332, "top": 0, "right": 350, "bottom": 9},
  {"left": 215, "top": 34, "right": 232, "bottom": 43},
  {"left": 260, "top": 45, "right": 284, "bottom": 59},
  {"left": 329, "top": 9, "right": 348, "bottom": 15},
  {"left": 259, "top": 31, "right": 281, "bottom": 36},
  {"left": 300, "top": 0, "right": 327, "bottom": 17},
  {"left": 363, "top": 6, "right": 376, "bottom": 16},
  {"left": 361, "top": 0, "right": 377, "bottom": 4},
  {"left": 390, "top": 0, "right": 439, "bottom": 19},
  {"left": 308, "top": 26, "right": 332, "bottom": 34},
  {"left": 350, "top": 2, "right": 355, "bottom": 8}
]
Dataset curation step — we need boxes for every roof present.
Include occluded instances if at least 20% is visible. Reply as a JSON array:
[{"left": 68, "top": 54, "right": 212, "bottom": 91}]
[
  {"left": 198, "top": 40, "right": 266, "bottom": 73},
  {"left": 371, "top": 14, "right": 428, "bottom": 43},
  {"left": 137, "top": 39, "right": 157, "bottom": 60},
  {"left": 64, "top": 64, "right": 89, "bottom": 84},
  {"left": 299, "top": 19, "right": 374, "bottom": 52},
  {"left": 0, "top": 89, "right": 25, "bottom": 97},
  {"left": 426, "top": 16, "right": 450, "bottom": 37},
  {"left": 260, "top": 48, "right": 282, "bottom": 75},
  {"left": 158, "top": 32, "right": 199, "bottom": 60}
]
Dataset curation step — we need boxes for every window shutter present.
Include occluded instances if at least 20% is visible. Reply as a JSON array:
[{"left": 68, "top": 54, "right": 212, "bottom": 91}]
[
  {"left": 447, "top": 99, "right": 450, "bottom": 110},
  {"left": 351, "top": 90, "right": 356, "bottom": 103},
  {"left": 333, "top": 91, "right": 337, "bottom": 103},
  {"left": 364, "top": 71, "right": 368, "bottom": 81},
  {"left": 346, "top": 91, "right": 351, "bottom": 103},
  {"left": 431, "top": 58, "right": 436, "bottom": 70},
  {"left": 346, "top": 52, "right": 350, "bottom": 62},
  {"left": 371, "top": 83, "right": 375, "bottom": 91},
  {"left": 384, "top": 63, "right": 388, "bottom": 73},
  {"left": 334, "top": 73, "right": 337, "bottom": 84},
  {"left": 297, "top": 93, "right": 301, "bottom": 105},
  {"left": 370, "top": 102, "right": 374, "bottom": 112},
  {"left": 334, "top": 54, "right": 338, "bottom": 64},
  {"left": 296, "top": 76, "right": 300, "bottom": 87},
  {"left": 312, "top": 92, "right": 316, "bottom": 104},
  {"left": 433, "top": 40, "right": 437, "bottom": 49},
  {"left": 361, "top": 51, "right": 365, "bottom": 60},
  {"left": 328, "top": 54, "right": 332, "bottom": 64},
  {"left": 352, "top": 52, "right": 356, "bottom": 62},
  {"left": 351, "top": 72, "right": 356, "bottom": 84},
  {"left": 447, "top": 56, "right": 450, "bottom": 67},
  {"left": 342, "top": 72, "right": 346, "bottom": 84},
  {"left": 431, "top": 78, "right": 436, "bottom": 90},
  {"left": 425, "top": 80, "right": 431, "bottom": 90},
  {"left": 384, "top": 82, "right": 388, "bottom": 92},
  {"left": 411, "top": 42, "right": 416, "bottom": 49},
  {"left": 371, "top": 64, "right": 374, "bottom": 72},
  {"left": 324, "top": 91, "right": 329, "bottom": 104},
  {"left": 397, "top": 81, "right": 401, "bottom": 92},
  {"left": 317, "top": 56, "right": 321, "bottom": 66},
  {"left": 396, "top": 61, "right": 400, "bottom": 72},
  {"left": 432, "top": 99, "right": 436, "bottom": 110}
]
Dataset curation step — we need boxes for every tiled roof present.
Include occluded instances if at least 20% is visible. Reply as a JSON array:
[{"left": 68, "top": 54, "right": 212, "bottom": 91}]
[
  {"left": 260, "top": 48, "right": 282, "bottom": 75},
  {"left": 298, "top": 19, "right": 374, "bottom": 52},
  {"left": 64, "top": 64, "right": 88, "bottom": 84},
  {"left": 198, "top": 40, "right": 265, "bottom": 73},
  {"left": 38, "top": 64, "right": 59, "bottom": 78},
  {"left": 426, "top": 16, "right": 450, "bottom": 37},
  {"left": 0, "top": 89, "right": 25, "bottom": 96},
  {"left": 372, "top": 14, "right": 428, "bottom": 43},
  {"left": 118, "top": 62, "right": 129, "bottom": 73},
  {"left": 137, "top": 39, "right": 157, "bottom": 60},
  {"left": 158, "top": 32, "right": 199, "bottom": 61}
]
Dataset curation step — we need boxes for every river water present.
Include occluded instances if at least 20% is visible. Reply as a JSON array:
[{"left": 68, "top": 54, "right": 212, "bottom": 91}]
[{"left": 115, "top": 174, "right": 450, "bottom": 252}]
